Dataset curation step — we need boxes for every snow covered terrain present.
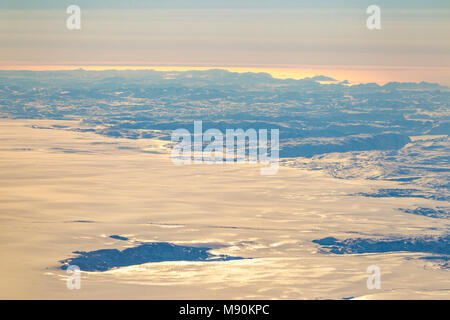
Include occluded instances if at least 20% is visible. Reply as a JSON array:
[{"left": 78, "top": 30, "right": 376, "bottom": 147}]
[{"left": 0, "top": 70, "right": 448, "bottom": 299}]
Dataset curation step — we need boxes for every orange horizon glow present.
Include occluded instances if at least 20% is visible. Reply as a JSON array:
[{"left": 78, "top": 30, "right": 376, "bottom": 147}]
[{"left": 0, "top": 64, "right": 449, "bottom": 86}]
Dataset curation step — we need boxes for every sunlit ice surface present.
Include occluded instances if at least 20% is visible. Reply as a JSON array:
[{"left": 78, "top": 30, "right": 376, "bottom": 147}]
[{"left": 0, "top": 120, "right": 448, "bottom": 299}]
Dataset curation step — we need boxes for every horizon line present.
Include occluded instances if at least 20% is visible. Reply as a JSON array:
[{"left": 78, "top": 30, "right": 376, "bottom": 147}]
[{"left": 0, "top": 64, "right": 449, "bottom": 86}]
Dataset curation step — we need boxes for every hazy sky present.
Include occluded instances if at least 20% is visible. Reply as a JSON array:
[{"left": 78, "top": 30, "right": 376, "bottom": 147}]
[{"left": 0, "top": 0, "right": 449, "bottom": 84}]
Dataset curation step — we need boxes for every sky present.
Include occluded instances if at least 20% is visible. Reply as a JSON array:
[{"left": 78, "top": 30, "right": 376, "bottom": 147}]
[{"left": 0, "top": 0, "right": 449, "bottom": 84}]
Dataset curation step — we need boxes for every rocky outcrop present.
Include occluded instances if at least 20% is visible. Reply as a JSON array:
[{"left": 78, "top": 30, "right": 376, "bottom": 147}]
[{"left": 60, "top": 242, "right": 243, "bottom": 272}]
